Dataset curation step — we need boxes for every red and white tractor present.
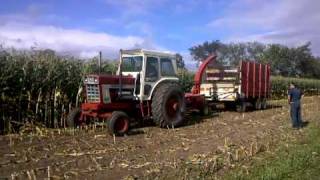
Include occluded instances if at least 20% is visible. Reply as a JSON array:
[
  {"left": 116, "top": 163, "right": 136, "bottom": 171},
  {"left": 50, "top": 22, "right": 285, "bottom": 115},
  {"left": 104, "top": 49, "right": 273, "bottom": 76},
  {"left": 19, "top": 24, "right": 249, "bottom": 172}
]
[{"left": 67, "top": 49, "right": 190, "bottom": 135}]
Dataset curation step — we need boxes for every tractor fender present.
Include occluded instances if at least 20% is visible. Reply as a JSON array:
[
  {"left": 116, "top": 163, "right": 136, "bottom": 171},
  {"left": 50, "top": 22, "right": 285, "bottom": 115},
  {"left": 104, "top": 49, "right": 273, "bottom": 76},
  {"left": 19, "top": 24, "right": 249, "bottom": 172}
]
[{"left": 147, "top": 78, "right": 180, "bottom": 100}]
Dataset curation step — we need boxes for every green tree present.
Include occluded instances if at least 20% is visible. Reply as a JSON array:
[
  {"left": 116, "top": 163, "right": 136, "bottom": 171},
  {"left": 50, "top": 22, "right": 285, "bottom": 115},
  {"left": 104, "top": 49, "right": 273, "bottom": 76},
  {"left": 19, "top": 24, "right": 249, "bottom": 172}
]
[
  {"left": 175, "top": 53, "right": 185, "bottom": 69},
  {"left": 260, "top": 42, "right": 315, "bottom": 77},
  {"left": 189, "top": 40, "right": 319, "bottom": 79},
  {"left": 189, "top": 40, "right": 227, "bottom": 63},
  {"left": 189, "top": 41, "right": 266, "bottom": 66}
]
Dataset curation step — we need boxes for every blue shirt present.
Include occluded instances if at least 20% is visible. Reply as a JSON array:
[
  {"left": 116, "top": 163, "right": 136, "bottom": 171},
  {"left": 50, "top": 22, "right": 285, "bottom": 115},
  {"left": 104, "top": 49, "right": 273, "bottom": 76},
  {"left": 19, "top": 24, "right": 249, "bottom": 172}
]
[{"left": 288, "top": 88, "right": 303, "bottom": 102}]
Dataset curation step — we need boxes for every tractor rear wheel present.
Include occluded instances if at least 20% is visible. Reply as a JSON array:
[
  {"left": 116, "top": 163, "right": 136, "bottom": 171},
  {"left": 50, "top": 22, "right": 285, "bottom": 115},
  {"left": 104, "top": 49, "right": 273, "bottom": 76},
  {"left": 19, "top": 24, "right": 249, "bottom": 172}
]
[
  {"left": 152, "top": 83, "right": 185, "bottom": 128},
  {"left": 66, "top": 108, "right": 81, "bottom": 128},
  {"left": 107, "top": 111, "right": 129, "bottom": 136}
]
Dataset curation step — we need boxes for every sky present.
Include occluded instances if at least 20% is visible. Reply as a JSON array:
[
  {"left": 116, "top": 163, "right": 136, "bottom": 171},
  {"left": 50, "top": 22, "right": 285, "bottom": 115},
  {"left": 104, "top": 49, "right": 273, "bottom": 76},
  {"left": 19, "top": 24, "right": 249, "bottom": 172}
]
[{"left": 1, "top": 0, "right": 320, "bottom": 70}]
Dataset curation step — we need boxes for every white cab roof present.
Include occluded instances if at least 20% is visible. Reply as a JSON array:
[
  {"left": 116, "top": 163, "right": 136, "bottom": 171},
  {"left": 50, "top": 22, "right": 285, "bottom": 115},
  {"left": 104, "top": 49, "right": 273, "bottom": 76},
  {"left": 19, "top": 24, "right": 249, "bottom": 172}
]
[{"left": 121, "top": 49, "right": 176, "bottom": 58}]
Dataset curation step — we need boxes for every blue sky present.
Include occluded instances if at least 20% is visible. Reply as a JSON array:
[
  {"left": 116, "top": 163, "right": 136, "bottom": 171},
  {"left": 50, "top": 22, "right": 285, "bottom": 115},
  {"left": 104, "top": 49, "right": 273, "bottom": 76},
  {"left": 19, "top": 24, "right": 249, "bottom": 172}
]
[{"left": 1, "top": 0, "right": 320, "bottom": 69}]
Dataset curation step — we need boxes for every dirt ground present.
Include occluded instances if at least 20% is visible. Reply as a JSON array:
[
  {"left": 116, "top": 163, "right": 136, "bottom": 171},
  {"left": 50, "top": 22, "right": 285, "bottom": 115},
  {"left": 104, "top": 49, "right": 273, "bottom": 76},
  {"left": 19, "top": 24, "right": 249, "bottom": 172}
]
[{"left": 0, "top": 97, "right": 319, "bottom": 179}]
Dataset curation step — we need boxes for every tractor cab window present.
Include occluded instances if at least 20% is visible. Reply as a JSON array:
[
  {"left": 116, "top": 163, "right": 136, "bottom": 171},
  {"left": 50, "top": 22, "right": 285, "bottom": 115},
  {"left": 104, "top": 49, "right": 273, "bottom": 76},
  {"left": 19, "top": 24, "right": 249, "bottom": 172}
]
[
  {"left": 160, "top": 58, "right": 175, "bottom": 76},
  {"left": 145, "top": 57, "right": 159, "bottom": 82},
  {"left": 122, "top": 56, "right": 143, "bottom": 72}
]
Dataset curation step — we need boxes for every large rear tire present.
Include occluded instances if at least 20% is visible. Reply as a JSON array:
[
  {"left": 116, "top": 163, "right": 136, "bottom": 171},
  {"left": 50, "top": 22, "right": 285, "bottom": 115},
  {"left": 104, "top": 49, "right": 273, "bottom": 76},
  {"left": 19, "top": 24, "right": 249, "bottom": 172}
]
[
  {"left": 66, "top": 108, "right": 81, "bottom": 128},
  {"left": 151, "top": 83, "right": 185, "bottom": 128},
  {"left": 107, "top": 111, "right": 129, "bottom": 136}
]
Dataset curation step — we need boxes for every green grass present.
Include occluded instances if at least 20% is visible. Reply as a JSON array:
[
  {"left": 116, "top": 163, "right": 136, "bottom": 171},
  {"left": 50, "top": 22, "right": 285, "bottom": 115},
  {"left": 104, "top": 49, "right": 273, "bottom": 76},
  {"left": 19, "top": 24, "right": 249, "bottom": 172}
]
[{"left": 225, "top": 123, "right": 320, "bottom": 180}]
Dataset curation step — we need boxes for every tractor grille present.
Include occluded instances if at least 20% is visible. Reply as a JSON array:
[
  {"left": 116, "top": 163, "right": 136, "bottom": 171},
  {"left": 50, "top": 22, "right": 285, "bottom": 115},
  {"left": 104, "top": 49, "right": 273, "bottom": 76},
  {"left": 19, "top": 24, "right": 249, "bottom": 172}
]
[{"left": 86, "top": 84, "right": 100, "bottom": 103}]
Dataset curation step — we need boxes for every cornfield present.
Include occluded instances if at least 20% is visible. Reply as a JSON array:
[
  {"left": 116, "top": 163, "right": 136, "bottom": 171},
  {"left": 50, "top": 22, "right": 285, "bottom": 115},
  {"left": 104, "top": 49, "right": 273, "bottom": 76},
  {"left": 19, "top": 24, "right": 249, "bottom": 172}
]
[
  {"left": 271, "top": 76, "right": 320, "bottom": 99},
  {"left": 0, "top": 49, "right": 117, "bottom": 134}
]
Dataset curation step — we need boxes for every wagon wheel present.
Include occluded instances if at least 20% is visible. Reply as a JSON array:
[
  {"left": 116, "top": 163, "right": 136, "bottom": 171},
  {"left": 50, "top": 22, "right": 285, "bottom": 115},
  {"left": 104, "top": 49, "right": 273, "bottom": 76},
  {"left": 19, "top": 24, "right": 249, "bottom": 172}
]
[
  {"left": 261, "top": 98, "right": 267, "bottom": 109},
  {"left": 254, "top": 99, "right": 262, "bottom": 110},
  {"left": 236, "top": 102, "right": 247, "bottom": 113},
  {"left": 200, "top": 102, "right": 211, "bottom": 116}
]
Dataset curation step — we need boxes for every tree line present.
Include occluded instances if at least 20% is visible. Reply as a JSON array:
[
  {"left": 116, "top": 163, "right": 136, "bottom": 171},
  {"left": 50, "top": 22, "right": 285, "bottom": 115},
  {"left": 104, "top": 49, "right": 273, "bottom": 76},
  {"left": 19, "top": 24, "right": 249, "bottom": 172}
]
[{"left": 189, "top": 41, "right": 320, "bottom": 79}]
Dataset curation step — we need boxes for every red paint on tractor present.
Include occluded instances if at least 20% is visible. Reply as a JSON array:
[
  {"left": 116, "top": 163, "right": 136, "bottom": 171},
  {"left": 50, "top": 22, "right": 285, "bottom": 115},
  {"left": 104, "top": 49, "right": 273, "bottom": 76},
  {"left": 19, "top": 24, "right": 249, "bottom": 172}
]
[
  {"left": 86, "top": 74, "right": 135, "bottom": 85},
  {"left": 80, "top": 74, "right": 137, "bottom": 119},
  {"left": 81, "top": 102, "right": 134, "bottom": 119}
]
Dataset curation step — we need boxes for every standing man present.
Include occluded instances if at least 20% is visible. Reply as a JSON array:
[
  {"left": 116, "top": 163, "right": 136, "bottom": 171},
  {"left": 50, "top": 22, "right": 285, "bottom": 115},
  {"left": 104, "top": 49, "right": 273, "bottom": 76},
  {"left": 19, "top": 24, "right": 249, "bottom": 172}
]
[{"left": 288, "top": 83, "right": 304, "bottom": 128}]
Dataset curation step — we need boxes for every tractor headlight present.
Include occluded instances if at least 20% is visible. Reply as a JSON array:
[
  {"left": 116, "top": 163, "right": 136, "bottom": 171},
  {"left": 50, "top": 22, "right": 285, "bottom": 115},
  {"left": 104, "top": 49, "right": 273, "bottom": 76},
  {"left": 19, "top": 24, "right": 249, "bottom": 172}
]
[{"left": 84, "top": 77, "right": 98, "bottom": 84}]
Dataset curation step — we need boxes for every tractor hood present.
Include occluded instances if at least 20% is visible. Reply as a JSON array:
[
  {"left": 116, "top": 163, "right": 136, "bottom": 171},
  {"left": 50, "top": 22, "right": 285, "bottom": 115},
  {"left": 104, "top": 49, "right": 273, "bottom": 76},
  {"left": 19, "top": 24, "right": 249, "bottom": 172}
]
[{"left": 85, "top": 74, "right": 135, "bottom": 85}]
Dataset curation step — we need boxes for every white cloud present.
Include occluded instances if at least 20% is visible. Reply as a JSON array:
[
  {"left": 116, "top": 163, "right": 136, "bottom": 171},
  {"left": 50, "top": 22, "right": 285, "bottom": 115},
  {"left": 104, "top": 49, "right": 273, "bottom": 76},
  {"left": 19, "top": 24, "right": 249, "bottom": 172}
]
[
  {"left": 208, "top": 0, "right": 320, "bottom": 55},
  {"left": 0, "top": 3, "right": 160, "bottom": 59},
  {"left": 0, "top": 22, "right": 160, "bottom": 58}
]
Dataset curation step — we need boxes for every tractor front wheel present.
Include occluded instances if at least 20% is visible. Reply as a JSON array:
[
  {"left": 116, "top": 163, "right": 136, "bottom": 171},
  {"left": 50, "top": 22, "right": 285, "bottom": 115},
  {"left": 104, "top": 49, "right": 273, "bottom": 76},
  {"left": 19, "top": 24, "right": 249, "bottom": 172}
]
[
  {"left": 152, "top": 83, "right": 185, "bottom": 128},
  {"left": 107, "top": 111, "right": 130, "bottom": 136},
  {"left": 66, "top": 108, "right": 81, "bottom": 128}
]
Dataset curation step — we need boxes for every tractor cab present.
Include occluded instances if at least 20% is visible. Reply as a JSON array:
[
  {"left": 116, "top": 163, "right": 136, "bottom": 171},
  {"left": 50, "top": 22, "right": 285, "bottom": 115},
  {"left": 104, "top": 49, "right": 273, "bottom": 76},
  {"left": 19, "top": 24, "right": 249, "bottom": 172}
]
[{"left": 118, "top": 49, "right": 179, "bottom": 101}]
